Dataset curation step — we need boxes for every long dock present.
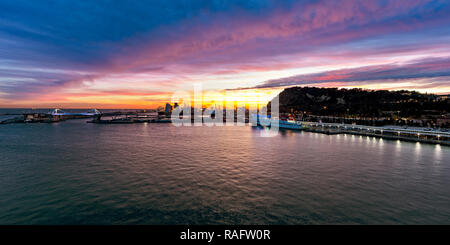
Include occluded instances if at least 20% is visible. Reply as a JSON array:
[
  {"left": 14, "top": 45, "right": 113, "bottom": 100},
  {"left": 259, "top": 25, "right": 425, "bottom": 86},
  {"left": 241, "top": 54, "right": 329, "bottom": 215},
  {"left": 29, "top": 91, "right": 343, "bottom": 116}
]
[
  {"left": 253, "top": 116, "right": 450, "bottom": 145},
  {"left": 304, "top": 122, "right": 450, "bottom": 145}
]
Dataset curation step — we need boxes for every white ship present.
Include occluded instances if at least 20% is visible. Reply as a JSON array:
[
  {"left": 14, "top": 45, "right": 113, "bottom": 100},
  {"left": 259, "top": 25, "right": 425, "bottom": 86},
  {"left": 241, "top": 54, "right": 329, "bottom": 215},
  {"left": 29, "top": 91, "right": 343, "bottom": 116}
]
[{"left": 251, "top": 114, "right": 308, "bottom": 130}]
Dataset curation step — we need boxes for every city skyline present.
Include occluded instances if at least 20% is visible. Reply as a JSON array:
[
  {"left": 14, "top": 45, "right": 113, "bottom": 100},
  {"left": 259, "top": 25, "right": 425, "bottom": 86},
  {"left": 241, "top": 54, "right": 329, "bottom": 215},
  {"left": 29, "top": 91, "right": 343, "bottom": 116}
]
[{"left": 1, "top": 0, "right": 450, "bottom": 109}]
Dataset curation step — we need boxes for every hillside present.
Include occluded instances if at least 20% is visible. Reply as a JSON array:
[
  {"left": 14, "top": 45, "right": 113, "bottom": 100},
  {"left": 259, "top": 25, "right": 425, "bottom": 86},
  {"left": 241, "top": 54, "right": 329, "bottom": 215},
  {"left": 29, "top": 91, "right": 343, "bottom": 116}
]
[{"left": 269, "top": 87, "right": 449, "bottom": 119}]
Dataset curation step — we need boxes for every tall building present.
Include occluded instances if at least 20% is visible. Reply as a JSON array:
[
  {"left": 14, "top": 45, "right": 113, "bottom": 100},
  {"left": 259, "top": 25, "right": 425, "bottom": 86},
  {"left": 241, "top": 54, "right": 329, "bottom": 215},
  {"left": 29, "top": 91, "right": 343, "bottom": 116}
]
[{"left": 165, "top": 103, "right": 173, "bottom": 117}]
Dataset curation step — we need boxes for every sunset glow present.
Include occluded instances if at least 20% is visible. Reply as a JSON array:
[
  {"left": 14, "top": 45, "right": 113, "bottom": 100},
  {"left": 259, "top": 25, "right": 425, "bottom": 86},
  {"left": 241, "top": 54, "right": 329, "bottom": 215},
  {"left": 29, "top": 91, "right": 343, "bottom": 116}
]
[{"left": 1, "top": 0, "right": 449, "bottom": 108}]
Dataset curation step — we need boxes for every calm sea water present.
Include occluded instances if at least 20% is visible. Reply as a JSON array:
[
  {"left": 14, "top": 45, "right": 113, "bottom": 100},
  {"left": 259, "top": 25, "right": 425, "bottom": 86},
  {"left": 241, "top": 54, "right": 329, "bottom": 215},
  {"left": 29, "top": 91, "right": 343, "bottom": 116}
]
[{"left": 0, "top": 115, "right": 449, "bottom": 224}]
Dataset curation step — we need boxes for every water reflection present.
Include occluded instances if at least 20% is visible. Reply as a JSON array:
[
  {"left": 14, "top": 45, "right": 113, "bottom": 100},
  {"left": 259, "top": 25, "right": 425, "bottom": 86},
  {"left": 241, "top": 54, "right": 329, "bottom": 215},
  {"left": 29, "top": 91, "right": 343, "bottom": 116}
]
[
  {"left": 412, "top": 142, "right": 422, "bottom": 167},
  {"left": 0, "top": 122, "right": 449, "bottom": 225},
  {"left": 434, "top": 144, "right": 442, "bottom": 162}
]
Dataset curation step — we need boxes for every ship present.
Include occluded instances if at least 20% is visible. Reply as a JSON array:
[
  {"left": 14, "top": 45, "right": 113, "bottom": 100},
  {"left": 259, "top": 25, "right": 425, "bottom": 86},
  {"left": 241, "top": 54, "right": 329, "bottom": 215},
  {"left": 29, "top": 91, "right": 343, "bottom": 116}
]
[{"left": 251, "top": 114, "right": 308, "bottom": 130}]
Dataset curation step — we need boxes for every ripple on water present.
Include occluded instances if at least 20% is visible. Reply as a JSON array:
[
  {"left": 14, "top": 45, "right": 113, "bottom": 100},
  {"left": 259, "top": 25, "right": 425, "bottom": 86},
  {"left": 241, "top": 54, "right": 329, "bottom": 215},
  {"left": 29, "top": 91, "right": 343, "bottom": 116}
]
[{"left": 0, "top": 120, "right": 449, "bottom": 224}]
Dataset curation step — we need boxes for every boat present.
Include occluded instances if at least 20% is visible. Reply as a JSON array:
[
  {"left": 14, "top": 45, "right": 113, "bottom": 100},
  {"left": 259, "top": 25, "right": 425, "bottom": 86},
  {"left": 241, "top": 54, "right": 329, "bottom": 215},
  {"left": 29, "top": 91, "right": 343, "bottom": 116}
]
[
  {"left": 87, "top": 118, "right": 134, "bottom": 124},
  {"left": 251, "top": 114, "right": 308, "bottom": 130}
]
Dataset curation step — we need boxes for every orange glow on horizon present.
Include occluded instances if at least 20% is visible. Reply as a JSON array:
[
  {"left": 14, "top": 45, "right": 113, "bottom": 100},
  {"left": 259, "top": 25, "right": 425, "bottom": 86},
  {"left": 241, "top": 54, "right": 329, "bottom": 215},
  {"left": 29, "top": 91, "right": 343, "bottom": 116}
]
[{"left": 1, "top": 85, "right": 448, "bottom": 110}]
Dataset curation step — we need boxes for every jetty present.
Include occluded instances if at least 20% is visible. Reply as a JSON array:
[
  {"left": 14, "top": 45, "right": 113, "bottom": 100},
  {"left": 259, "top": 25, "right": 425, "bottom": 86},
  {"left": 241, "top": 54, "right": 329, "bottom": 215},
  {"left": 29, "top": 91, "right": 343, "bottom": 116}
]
[
  {"left": 0, "top": 109, "right": 173, "bottom": 124},
  {"left": 0, "top": 109, "right": 103, "bottom": 124},
  {"left": 252, "top": 115, "right": 450, "bottom": 146},
  {"left": 87, "top": 113, "right": 171, "bottom": 124}
]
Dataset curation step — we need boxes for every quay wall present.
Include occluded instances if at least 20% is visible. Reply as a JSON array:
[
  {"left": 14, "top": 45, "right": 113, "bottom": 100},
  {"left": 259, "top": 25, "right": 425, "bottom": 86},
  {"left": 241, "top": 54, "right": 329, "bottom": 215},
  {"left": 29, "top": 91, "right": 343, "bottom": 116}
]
[
  {"left": 254, "top": 117, "right": 450, "bottom": 146},
  {"left": 305, "top": 126, "right": 450, "bottom": 146}
]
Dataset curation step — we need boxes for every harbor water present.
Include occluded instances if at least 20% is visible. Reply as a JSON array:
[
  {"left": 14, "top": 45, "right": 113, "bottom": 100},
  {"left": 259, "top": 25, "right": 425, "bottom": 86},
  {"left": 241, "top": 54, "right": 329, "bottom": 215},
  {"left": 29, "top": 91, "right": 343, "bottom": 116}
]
[{"left": 0, "top": 116, "right": 449, "bottom": 224}]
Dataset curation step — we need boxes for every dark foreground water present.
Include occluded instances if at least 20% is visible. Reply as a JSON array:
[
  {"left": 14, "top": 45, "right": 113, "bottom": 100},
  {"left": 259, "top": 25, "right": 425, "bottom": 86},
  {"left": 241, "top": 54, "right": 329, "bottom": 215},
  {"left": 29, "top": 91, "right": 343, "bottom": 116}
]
[{"left": 0, "top": 118, "right": 449, "bottom": 224}]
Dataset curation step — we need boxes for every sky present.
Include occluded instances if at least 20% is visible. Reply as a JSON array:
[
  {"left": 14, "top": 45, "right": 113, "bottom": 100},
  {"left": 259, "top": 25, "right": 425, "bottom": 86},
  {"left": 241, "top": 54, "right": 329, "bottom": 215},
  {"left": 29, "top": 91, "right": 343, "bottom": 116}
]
[{"left": 0, "top": 0, "right": 449, "bottom": 108}]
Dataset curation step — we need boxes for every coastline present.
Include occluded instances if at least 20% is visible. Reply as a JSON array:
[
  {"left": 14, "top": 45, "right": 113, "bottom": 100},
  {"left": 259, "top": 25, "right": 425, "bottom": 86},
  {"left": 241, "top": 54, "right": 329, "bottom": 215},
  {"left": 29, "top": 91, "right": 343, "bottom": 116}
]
[{"left": 253, "top": 116, "right": 450, "bottom": 146}]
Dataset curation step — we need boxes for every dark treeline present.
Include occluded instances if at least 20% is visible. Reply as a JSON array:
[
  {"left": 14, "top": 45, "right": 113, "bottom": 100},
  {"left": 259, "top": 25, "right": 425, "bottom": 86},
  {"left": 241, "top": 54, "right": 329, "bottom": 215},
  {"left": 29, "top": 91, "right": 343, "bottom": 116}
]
[{"left": 269, "top": 87, "right": 450, "bottom": 128}]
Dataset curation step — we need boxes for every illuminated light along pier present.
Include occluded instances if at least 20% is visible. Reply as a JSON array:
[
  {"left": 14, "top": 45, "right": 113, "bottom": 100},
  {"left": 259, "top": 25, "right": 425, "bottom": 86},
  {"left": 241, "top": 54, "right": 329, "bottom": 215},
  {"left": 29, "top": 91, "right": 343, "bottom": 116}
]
[{"left": 253, "top": 115, "right": 450, "bottom": 146}]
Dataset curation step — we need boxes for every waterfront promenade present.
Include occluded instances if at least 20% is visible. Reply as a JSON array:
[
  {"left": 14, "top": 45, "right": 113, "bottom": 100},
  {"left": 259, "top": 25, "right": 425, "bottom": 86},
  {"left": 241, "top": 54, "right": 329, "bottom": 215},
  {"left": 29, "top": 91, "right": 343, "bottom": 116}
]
[
  {"left": 261, "top": 119, "right": 450, "bottom": 146},
  {"left": 2, "top": 109, "right": 449, "bottom": 145}
]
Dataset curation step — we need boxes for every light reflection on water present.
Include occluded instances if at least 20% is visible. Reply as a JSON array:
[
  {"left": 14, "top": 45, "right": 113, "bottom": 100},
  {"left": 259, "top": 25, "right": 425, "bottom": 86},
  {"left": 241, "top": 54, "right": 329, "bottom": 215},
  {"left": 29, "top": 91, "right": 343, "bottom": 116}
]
[
  {"left": 415, "top": 142, "right": 422, "bottom": 159},
  {"left": 434, "top": 144, "right": 442, "bottom": 162},
  {"left": 0, "top": 120, "right": 449, "bottom": 225}
]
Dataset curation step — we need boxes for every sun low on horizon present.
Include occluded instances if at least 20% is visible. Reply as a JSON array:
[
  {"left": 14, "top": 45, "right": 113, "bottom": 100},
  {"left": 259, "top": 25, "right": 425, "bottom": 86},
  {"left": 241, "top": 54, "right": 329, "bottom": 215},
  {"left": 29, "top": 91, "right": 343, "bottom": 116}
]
[{"left": 1, "top": 0, "right": 450, "bottom": 109}]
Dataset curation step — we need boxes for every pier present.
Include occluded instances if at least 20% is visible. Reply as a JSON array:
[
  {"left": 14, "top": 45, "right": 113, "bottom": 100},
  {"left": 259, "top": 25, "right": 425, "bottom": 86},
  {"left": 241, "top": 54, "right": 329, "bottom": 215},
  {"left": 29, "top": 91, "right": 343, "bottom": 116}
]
[
  {"left": 0, "top": 109, "right": 171, "bottom": 124},
  {"left": 0, "top": 109, "right": 103, "bottom": 124},
  {"left": 304, "top": 122, "right": 450, "bottom": 145},
  {"left": 253, "top": 115, "right": 450, "bottom": 145}
]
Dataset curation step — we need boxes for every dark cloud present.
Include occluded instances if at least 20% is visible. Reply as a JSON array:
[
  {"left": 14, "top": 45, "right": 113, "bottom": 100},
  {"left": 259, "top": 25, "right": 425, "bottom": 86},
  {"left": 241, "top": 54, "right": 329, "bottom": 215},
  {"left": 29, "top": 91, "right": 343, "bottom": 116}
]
[
  {"left": 1, "top": 0, "right": 450, "bottom": 103},
  {"left": 248, "top": 57, "right": 450, "bottom": 89}
]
